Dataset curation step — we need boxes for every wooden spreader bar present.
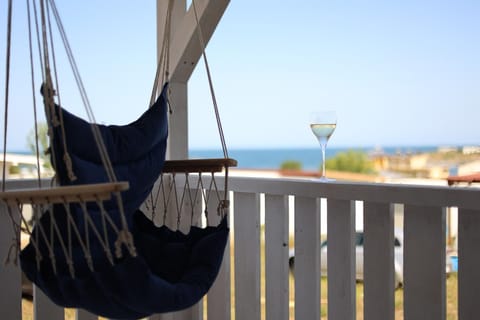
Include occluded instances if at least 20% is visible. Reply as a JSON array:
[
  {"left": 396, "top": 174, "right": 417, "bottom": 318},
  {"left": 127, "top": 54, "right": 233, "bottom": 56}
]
[
  {"left": 0, "top": 159, "right": 238, "bottom": 206},
  {"left": 0, "top": 182, "right": 129, "bottom": 206},
  {"left": 162, "top": 158, "right": 237, "bottom": 173}
]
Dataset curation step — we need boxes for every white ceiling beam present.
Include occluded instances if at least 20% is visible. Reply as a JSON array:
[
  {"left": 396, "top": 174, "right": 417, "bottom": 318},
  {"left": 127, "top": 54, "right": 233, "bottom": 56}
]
[{"left": 158, "top": 0, "right": 230, "bottom": 83}]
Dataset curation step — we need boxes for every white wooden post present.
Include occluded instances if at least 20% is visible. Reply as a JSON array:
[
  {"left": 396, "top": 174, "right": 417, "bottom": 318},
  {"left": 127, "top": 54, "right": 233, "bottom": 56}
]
[
  {"left": 0, "top": 203, "right": 22, "bottom": 320},
  {"left": 156, "top": 0, "right": 229, "bottom": 160},
  {"left": 363, "top": 202, "right": 395, "bottom": 320},
  {"left": 33, "top": 285, "right": 64, "bottom": 320},
  {"left": 75, "top": 309, "right": 98, "bottom": 320},
  {"left": 205, "top": 184, "right": 230, "bottom": 320},
  {"left": 156, "top": 0, "right": 188, "bottom": 160},
  {"left": 264, "top": 194, "right": 289, "bottom": 320},
  {"left": 207, "top": 236, "right": 231, "bottom": 320},
  {"left": 328, "top": 198, "right": 356, "bottom": 320},
  {"left": 234, "top": 192, "right": 261, "bottom": 320},
  {"left": 154, "top": 1, "right": 230, "bottom": 318},
  {"left": 294, "top": 196, "right": 321, "bottom": 320},
  {"left": 404, "top": 205, "right": 446, "bottom": 320},
  {"left": 458, "top": 208, "right": 480, "bottom": 320}
]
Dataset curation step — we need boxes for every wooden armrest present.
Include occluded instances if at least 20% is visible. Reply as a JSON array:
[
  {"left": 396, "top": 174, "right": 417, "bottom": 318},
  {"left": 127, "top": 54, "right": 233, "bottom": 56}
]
[
  {"left": 162, "top": 158, "right": 237, "bottom": 173},
  {"left": 0, "top": 182, "right": 129, "bottom": 205}
]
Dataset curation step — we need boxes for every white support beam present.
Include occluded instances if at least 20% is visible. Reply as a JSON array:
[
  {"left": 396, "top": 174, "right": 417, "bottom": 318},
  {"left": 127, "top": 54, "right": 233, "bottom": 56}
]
[
  {"left": 169, "top": 0, "right": 230, "bottom": 83},
  {"left": 156, "top": 0, "right": 230, "bottom": 84},
  {"left": 156, "top": 0, "right": 230, "bottom": 160}
]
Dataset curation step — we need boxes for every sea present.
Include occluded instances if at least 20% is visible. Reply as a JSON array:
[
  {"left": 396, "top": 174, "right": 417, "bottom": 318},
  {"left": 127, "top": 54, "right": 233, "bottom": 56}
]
[
  {"left": 7, "top": 146, "right": 439, "bottom": 171},
  {"left": 190, "top": 146, "right": 439, "bottom": 171}
]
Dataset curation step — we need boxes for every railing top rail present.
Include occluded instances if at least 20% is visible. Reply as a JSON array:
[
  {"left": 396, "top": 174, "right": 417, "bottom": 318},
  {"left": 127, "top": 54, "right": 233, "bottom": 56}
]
[
  {"left": 3, "top": 176, "right": 479, "bottom": 210},
  {"left": 226, "top": 176, "right": 479, "bottom": 210}
]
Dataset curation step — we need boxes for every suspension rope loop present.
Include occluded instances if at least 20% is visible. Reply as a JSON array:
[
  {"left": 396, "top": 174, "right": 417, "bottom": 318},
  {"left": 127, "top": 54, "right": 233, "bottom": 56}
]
[
  {"left": 4, "top": 205, "right": 21, "bottom": 266},
  {"left": 151, "top": 0, "right": 231, "bottom": 161},
  {"left": 30, "top": 0, "right": 45, "bottom": 79},
  {"left": 35, "top": 1, "right": 136, "bottom": 257},
  {"left": 45, "top": 0, "right": 77, "bottom": 182},
  {"left": 26, "top": 0, "right": 43, "bottom": 187},
  {"left": 2, "top": 0, "right": 14, "bottom": 191},
  {"left": 150, "top": 0, "right": 174, "bottom": 107},
  {"left": 191, "top": 0, "right": 229, "bottom": 160},
  {"left": 39, "top": 0, "right": 118, "bottom": 184}
]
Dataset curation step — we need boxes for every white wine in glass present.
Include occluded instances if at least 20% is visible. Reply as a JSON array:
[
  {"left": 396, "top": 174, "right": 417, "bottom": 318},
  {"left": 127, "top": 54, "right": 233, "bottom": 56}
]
[{"left": 310, "top": 111, "right": 337, "bottom": 181}]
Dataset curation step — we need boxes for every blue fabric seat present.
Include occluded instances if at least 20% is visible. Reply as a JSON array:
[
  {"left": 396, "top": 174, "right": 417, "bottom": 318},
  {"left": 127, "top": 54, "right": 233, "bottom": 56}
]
[{"left": 20, "top": 83, "right": 229, "bottom": 319}]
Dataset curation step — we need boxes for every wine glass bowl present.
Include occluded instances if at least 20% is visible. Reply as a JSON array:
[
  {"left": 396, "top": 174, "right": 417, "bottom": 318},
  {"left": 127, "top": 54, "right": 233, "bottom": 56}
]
[{"left": 310, "top": 111, "right": 337, "bottom": 181}]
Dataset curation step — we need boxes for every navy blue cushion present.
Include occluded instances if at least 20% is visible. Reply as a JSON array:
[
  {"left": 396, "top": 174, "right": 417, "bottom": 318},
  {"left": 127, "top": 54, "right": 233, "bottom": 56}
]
[
  {"left": 50, "top": 83, "right": 169, "bottom": 218},
  {"left": 20, "top": 209, "right": 229, "bottom": 319},
  {"left": 20, "top": 83, "right": 230, "bottom": 319}
]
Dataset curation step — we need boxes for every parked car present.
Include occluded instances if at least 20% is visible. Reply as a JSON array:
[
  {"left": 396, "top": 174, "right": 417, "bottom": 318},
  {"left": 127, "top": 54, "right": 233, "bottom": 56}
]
[{"left": 288, "top": 231, "right": 453, "bottom": 289}]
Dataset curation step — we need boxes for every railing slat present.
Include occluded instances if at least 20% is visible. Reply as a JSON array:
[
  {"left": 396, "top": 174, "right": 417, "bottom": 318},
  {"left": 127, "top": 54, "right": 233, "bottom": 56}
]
[
  {"left": 404, "top": 205, "right": 446, "bottom": 320},
  {"left": 0, "top": 203, "right": 22, "bottom": 320},
  {"left": 294, "top": 196, "right": 321, "bottom": 320},
  {"left": 149, "top": 312, "right": 173, "bottom": 320},
  {"left": 264, "top": 194, "right": 289, "bottom": 320},
  {"left": 34, "top": 285, "right": 64, "bottom": 320},
  {"left": 147, "top": 181, "right": 205, "bottom": 320},
  {"left": 205, "top": 189, "right": 230, "bottom": 320},
  {"left": 207, "top": 236, "right": 230, "bottom": 320},
  {"left": 328, "top": 198, "right": 356, "bottom": 320},
  {"left": 234, "top": 192, "right": 261, "bottom": 320},
  {"left": 363, "top": 202, "right": 395, "bottom": 320},
  {"left": 458, "top": 208, "right": 480, "bottom": 320},
  {"left": 148, "top": 301, "right": 202, "bottom": 320},
  {"left": 75, "top": 309, "right": 98, "bottom": 320},
  {"left": 2, "top": 176, "right": 478, "bottom": 320}
]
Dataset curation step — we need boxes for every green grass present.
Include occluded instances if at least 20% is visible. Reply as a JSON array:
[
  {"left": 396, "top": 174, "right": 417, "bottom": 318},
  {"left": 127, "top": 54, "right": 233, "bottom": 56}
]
[{"left": 286, "top": 274, "right": 458, "bottom": 320}]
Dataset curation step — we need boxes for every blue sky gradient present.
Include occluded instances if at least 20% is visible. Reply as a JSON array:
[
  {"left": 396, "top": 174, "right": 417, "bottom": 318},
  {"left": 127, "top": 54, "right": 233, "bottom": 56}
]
[{"left": 1, "top": 1, "right": 479, "bottom": 151}]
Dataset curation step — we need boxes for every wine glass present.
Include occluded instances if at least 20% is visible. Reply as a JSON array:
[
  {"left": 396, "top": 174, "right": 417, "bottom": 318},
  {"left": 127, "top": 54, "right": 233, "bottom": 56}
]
[{"left": 310, "top": 111, "right": 337, "bottom": 181}]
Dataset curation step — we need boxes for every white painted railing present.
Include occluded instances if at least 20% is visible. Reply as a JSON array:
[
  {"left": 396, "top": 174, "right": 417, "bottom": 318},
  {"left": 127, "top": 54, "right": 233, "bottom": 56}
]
[{"left": 1, "top": 176, "right": 479, "bottom": 320}]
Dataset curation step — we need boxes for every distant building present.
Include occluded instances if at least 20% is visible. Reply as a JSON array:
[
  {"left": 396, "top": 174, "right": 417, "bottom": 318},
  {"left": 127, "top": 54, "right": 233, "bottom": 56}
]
[
  {"left": 462, "top": 146, "right": 480, "bottom": 155},
  {"left": 438, "top": 146, "right": 459, "bottom": 153},
  {"left": 370, "top": 146, "right": 480, "bottom": 179},
  {"left": 385, "top": 153, "right": 429, "bottom": 172},
  {"left": 0, "top": 153, "right": 52, "bottom": 179},
  {"left": 450, "top": 160, "right": 480, "bottom": 177}
]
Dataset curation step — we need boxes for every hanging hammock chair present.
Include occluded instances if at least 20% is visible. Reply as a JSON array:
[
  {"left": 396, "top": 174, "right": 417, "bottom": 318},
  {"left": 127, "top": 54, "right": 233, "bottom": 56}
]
[{"left": 1, "top": 0, "right": 235, "bottom": 319}]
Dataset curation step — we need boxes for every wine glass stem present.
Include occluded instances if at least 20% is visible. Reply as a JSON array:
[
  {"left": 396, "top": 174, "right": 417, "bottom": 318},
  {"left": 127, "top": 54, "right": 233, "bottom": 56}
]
[{"left": 321, "top": 142, "right": 326, "bottom": 179}]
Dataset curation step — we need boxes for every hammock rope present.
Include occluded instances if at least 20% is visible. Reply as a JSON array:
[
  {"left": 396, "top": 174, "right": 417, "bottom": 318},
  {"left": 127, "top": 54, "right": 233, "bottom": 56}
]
[
  {"left": 2, "top": 0, "right": 13, "bottom": 192},
  {"left": 43, "top": 0, "right": 117, "bottom": 184},
  {"left": 143, "top": 1, "right": 235, "bottom": 228},
  {"left": 192, "top": 0, "right": 228, "bottom": 160},
  {"left": 38, "top": 0, "right": 137, "bottom": 256},
  {"left": 26, "top": 0, "right": 43, "bottom": 187},
  {"left": 2, "top": 1, "right": 235, "bottom": 317},
  {"left": 150, "top": 0, "right": 174, "bottom": 107},
  {"left": 191, "top": 0, "right": 232, "bottom": 208}
]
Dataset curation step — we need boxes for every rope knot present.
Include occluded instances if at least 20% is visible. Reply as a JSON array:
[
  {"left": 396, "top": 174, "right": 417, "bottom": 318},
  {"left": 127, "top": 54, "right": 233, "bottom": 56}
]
[
  {"left": 3, "top": 238, "right": 20, "bottom": 266},
  {"left": 63, "top": 152, "right": 77, "bottom": 182},
  {"left": 41, "top": 81, "right": 60, "bottom": 126},
  {"left": 114, "top": 229, "right": 137, "bottom": 259},
  {"left": 218, "top": 200, "right": 229, "bottom": 218}
]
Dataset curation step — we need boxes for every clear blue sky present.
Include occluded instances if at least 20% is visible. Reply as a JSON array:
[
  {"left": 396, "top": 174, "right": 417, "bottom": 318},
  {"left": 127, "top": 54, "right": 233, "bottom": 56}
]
[{"left": 1, "top": 1, "right": 479, "bottom": 152}]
